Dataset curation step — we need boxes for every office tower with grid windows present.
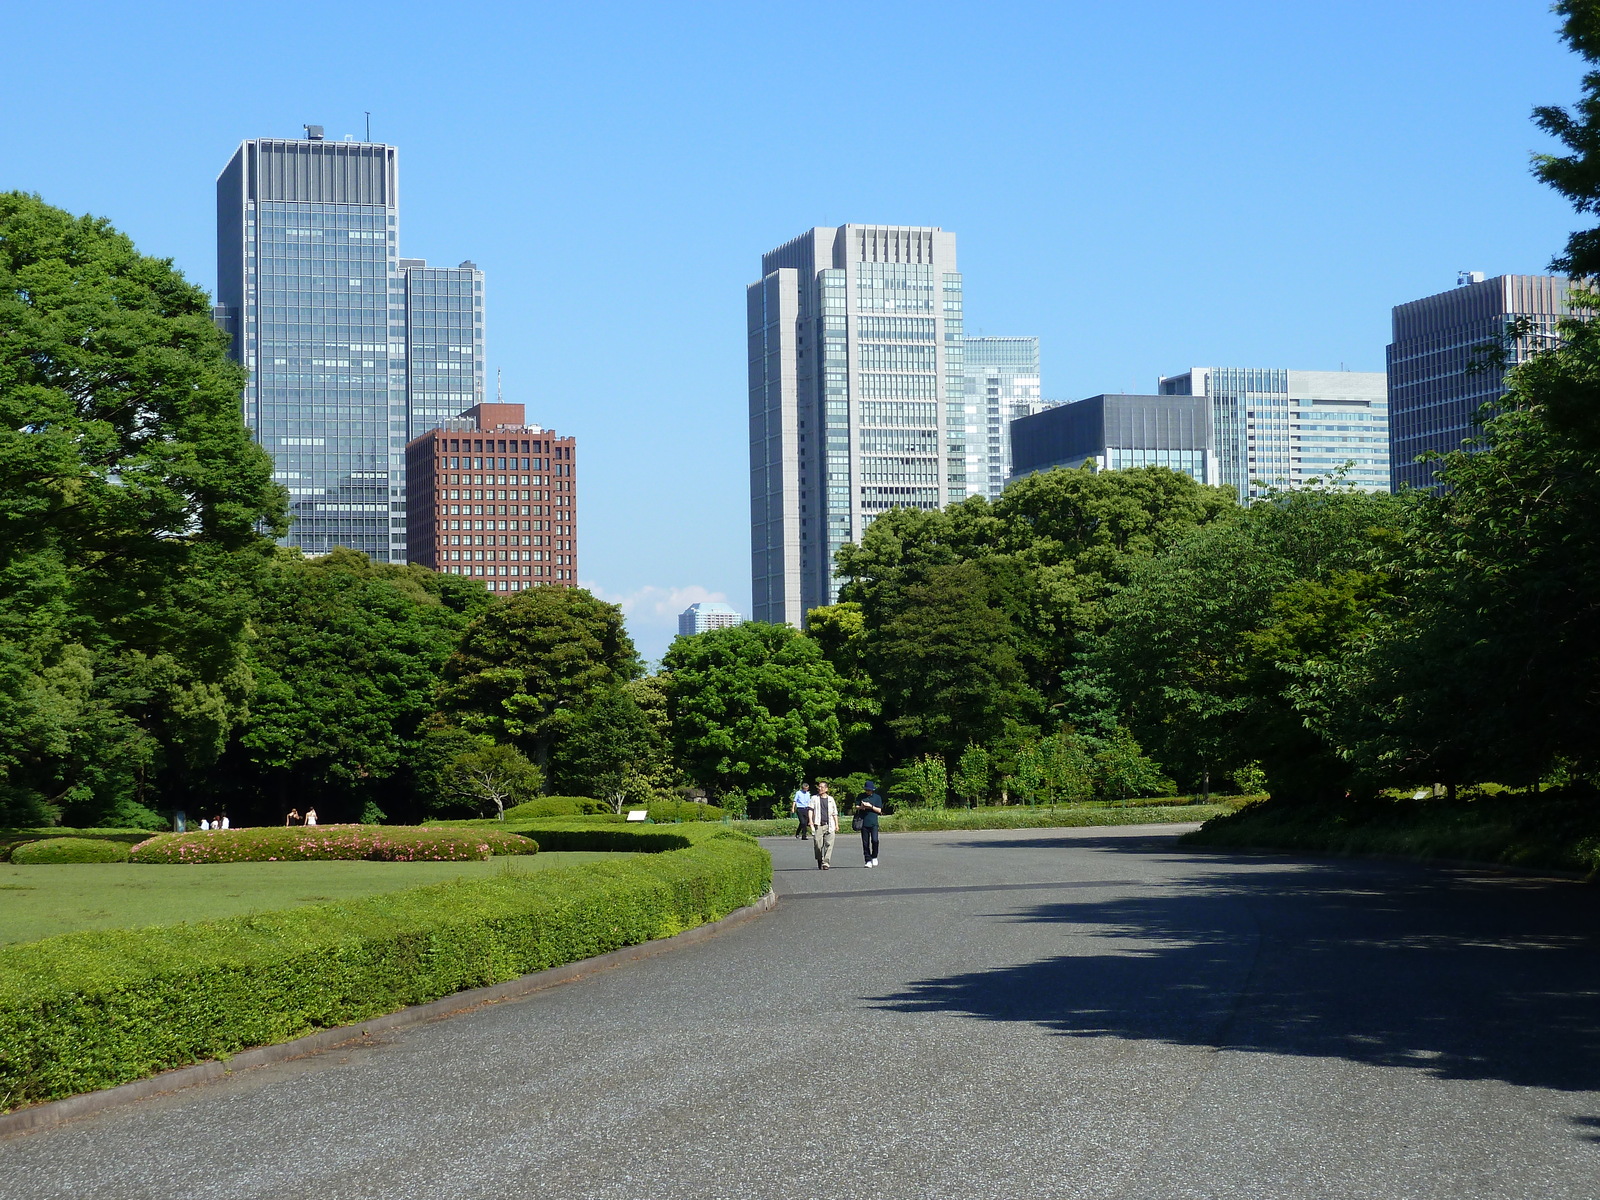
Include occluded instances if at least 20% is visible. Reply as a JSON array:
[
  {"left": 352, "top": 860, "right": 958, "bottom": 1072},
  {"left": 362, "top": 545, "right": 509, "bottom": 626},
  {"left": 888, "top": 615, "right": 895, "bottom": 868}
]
[
  {"left": 678, "top": 602, "right": 744, "bottom": 637},
  {"left": 749, "top": 225, "right": 963, "bottom": 625},
  {"left": 1009, "top": 394, "right": 1216, "bottom": 484},
  {"left": 1158, "top": 368, "right": 1389, "bottom": 500},
  {"left": 401, "top": 259, "right": 485, "bottom": 438},
  {"left": 405, "top": 403, "right": 577, "bottom": 592},
  {"left": 217, "top": 127, "right": 486, "bottom": 563},
  {"left": 1387, "top": 273, "right": 1572, "bottom": 490},
  {"left": 961, "top": 336, "right": 1058, "bottom": 498}
]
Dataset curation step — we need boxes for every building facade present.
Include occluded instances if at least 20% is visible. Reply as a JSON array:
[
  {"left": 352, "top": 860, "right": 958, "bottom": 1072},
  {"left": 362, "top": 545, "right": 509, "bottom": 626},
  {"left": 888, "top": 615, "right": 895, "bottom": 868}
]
[
  {"left": 1009, "top": 394, "right": 1215, "bottom": 484},
  {"left": 1387, "top": 274, "right": 1572, "bottom": 490},
  {"left": 961, "top": 336, "right": 1057, "bottom": 499},
  {"left": 749, "top": 225, "right": 963, "bottom": 625},
  {"left": 1158, "top": 368, "right": 1389, "bottom": 500},
  {"left": 678, "top": 602, "right": 744, "bottom": 637},
  {"left": 401, "top": 258, "right": 485, "bottom": 439},
  {"left": 404, "top": 403, "right": 577, "bottom": 592},
  {"left": 217, "top": 127, "right": 486, "bottom": 563}
]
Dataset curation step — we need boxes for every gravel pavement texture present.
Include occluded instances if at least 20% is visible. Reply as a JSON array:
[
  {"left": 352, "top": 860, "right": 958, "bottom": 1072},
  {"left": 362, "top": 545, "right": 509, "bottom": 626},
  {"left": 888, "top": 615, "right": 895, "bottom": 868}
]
[{"left": 4, "top": 824, "right": 1599, "bottom": 1199}]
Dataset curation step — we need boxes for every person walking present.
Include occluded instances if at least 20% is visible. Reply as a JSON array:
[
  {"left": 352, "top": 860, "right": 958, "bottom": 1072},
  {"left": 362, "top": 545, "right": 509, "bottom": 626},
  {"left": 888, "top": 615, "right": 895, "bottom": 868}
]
[
  {"left": 855, "top": 780, "right": 883, "bottom": 868},
  {"left": 811, "top": 781, "right": 839, "bottom": 870},
  {"left": 791, "top": 781, "right": 814, "bottom": 839}
]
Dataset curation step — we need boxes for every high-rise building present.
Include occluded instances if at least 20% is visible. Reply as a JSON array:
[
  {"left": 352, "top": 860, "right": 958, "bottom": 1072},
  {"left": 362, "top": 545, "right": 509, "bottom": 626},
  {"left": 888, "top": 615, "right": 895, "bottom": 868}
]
[
  {"left": 749, "top": 225, "right": 963, "bottom": 625},
  {"left": 401, "top": 258, "right": 485, "bottom": 439},
  {"left": 1387, "top": 274, "right": 1572, "bottom": 490},
  {"left": 678, "top": 602, "right": 744, "bottom": 637},
  {"left": 1009, "top": 394, "right": 1216, "bottom": 484},
  {"left": 1158, "top": 368, "right": 1389, "bottom": 500},
  {"left": 961, "top": 337, "right": 1058, "bottom": 498},
  {"left": 216, "top": 127, "right": 486, "bottom": 563},
  {"left": 404, "top": 403, "right": 577, "bottom": 592}
]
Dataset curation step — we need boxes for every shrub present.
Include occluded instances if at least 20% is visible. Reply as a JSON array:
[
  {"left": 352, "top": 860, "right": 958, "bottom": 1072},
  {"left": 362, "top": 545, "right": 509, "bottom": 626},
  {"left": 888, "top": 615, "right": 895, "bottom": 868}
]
[
  {"left": 128, "top": 825, "right": 537, "bottom": 865},
  {"left": 502, "top": 796, "right": 610, "bottom": 821},
  {"left": 9, "top": 838, "right": 132, "bottom": 865},
  {"left": 0, "top": 823, "right": 769, "bottom": 1112},
  {"left": 645, "top": 800, "right": 727, "bottom": 823}
]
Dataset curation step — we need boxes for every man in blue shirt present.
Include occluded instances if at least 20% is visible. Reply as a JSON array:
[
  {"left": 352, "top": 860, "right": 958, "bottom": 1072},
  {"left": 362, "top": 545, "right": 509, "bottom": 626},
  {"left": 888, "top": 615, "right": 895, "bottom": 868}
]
[{"left": 791, "top": 781, "right": 813, "bottom": 839}]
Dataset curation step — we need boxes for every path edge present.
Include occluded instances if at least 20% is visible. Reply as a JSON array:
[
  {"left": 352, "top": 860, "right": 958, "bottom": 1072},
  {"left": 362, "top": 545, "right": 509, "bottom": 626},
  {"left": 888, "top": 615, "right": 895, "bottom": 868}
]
[{"left": 0, "top": 889, "right": 777, "bottom": 1138}]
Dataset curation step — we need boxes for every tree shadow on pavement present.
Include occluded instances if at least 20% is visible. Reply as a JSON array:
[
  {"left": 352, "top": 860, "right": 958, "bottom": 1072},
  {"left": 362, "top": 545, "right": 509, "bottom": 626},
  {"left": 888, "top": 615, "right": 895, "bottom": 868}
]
[{"left": 871, "top": 858, "right": 1600, "bottom": 1093}]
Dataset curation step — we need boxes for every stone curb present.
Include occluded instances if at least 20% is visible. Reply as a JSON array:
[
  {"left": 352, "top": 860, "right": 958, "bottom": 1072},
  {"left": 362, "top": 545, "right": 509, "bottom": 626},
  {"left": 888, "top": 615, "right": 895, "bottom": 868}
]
[{"left": 0, "top": 889, "right": 777, "bottom": 1138}]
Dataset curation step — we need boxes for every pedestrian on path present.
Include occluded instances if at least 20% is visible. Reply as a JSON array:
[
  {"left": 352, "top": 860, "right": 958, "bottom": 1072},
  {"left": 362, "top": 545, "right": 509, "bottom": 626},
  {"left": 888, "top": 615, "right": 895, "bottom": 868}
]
[
  {"left": 854, "top": 780, "right": 883, "bottom": 867},
  {"left": 791, "top": 781, "right": 814, "bottom": 839},
  {"left": 811, "top": 781, "right": 839, "bottom": 870}
]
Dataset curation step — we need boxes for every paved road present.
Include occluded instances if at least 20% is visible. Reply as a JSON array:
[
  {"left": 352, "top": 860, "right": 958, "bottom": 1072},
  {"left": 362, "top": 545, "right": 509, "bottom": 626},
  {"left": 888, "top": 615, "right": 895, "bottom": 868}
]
[{"left": 5, "top": 826, "right": 1599, "bottom": 1199}]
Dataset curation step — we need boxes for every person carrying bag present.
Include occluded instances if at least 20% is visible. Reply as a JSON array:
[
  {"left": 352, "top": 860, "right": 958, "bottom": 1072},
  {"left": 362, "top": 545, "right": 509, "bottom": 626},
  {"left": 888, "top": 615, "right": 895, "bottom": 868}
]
[{"left": 854, "top": 780, "right": 883, "bottom": 868}]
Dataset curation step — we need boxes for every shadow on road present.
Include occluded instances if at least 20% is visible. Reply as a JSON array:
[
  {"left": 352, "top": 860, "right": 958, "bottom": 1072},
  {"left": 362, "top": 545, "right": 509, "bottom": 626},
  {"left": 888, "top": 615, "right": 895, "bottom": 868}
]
[{"left": 871, "top": 859, "right": 1600, "bottom": 1093}]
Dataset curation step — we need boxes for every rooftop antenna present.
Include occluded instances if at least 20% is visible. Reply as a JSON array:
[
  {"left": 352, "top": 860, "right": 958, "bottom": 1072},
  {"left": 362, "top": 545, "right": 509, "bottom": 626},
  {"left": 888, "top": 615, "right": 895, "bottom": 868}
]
[
  {"left": 365, "top": 112, "right": 371, "bottom": 142},
  {"left": 497, "top": 368, "right": 503, "bottom": 403}
]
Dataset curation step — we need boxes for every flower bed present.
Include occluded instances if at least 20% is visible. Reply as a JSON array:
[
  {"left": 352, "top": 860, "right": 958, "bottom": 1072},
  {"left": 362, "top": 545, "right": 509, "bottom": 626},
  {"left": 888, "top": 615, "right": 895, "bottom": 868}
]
[
  {"left": 128, "top": 825, "right": 538, "bottom": 865},
  {"left": 0, "top": 823, "right": 770, "bottom": 1113}
]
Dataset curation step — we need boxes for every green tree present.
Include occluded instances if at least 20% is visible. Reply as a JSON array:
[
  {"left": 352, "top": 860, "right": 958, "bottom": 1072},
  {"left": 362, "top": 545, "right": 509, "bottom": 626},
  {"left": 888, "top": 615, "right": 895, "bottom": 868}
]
[
  {"left": 1533, "top": 0, "right": 1600, "bottom": 281},
  {"left": 0, "top": 193, "right": 285, "bottom": 826},
  {"left": 442, "top": 741, "right": 543, "bottom": 820},
  {"left": 952, "top": 743, "right": 992, "bottom": 808},
  {"left": 890, "top": 753, "right": 948, "bottom": 809},
  {"left": 440, "top": 587, "right": 637, "bottom": 769},
  {"left": 661, "top": 623, "right": 843, "bottom": 816},
  {"left": 803, "top": 601, "right": 884, "bottom": 771},
  {"left": 1092, "top": 727, "right": 1173, "bottom": 804},
  {"left": 548, "top": 681, "right": 673, "bottom": 802}
]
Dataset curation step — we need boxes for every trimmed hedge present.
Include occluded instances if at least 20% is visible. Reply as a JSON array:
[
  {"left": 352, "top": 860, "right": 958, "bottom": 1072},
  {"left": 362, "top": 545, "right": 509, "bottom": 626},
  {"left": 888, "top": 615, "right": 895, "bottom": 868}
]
[
  {"left": 0, "top": 823, "right": 770, "bottom": 1112},
  {"left": 9, "top": 838, "right": 132, "bottom": 865},
  {"left": 128, "top": 825, "right": 538, "bottom": 865},
  {"left": 732, "top": 802, "right": 1236, "bottom": 837},
  {"left": 502, "top": 796, "right": 611, "bottom": 820},
  {"left": 645, "top": 800, "right": 727, "bottom": 823}
]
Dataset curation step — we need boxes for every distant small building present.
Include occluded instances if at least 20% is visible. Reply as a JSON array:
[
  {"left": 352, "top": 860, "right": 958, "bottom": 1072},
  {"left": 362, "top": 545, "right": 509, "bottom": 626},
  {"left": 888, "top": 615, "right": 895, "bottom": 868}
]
[
  {"left": 679, "top": 602, "right": 744, "bottom": 637},
  {"left": 1010, "top": 394, "right": 1216, "bottom": 485}
]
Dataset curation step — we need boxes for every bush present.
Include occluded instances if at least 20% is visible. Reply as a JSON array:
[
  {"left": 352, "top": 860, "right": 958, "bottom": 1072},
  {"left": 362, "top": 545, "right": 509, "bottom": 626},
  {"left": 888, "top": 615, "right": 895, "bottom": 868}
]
[
  {"left": 501, "top": 796, "right": 611, "bottom": 821},
  {"left": 128, "top": 825, "right": 538, "bottom": 865},
  {"left": 645, "top": 800, "right": 727, "bottom": 823},
  {"left": 9, "top": 838, "right": 132, "bottom": 865},
  {"left": 0, "top": 822, "right": 769, "bottom": 1112}
]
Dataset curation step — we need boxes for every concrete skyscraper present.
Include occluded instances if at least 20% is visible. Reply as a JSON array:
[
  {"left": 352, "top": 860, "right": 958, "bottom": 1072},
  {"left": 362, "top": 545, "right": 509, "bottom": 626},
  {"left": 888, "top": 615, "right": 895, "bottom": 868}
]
[
  {"left": 1387, "top": 274, "right": 1572, "bottom": 490},
  {"left": 749, "top": 225, "right": 963, "bottom": 625},
  {"left": 1158, "top": 368, "right": 1389, "bottom": 500},
  {"left": 960, "top": 336, "right": 1057, "bottom": 499},
  {"left": 216, "top": 127, "right": 485, "bottom": 563}
]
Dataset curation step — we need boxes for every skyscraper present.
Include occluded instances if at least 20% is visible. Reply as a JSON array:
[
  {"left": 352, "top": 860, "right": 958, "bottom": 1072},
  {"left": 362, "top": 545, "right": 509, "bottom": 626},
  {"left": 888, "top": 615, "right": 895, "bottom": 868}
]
[
  {"left": 678, "top": 602, "right": 744, "bottom": 637},
  {"left": 1387, "top": 274, "right": 1572, "bottom": 490},
  {"left": 961, "top": 336, "right": 1057, "bottom": 499},
  {"left": 401, "top": 258, "right": 485, "bottom": 439},
  {"left": 1158, "top": 368, "right": 1389, "bottom": 500},
  {"left": 1009, "top": 394, "right": 1215, "bottom": 484},
  {"left": 216, "top": 127, "right": 486, "bottom": 563},
  {"left": 749, "top": 225, "right": 963, "bottom": 625}
]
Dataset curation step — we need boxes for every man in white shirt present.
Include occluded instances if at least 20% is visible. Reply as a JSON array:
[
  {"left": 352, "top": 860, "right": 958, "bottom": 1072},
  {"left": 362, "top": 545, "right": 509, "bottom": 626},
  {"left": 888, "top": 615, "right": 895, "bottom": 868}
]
[
  {"left": 810, "top": 781, "right": 839, "bottom": 870},
  {"left": 791, "top": 782, "right": 813, "bottom": 839}
]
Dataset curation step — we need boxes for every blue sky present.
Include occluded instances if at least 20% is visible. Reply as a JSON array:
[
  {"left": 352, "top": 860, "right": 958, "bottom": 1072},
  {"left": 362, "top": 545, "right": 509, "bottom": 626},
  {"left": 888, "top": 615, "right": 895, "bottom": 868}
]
[{"left": 0, "top": 0, "right": 1582, "bottom": 658}]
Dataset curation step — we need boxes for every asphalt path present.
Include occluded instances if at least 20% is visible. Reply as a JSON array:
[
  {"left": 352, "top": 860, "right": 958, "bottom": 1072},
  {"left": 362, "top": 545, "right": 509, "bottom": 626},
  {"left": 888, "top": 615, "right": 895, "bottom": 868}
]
[{"left": 5, "top": 825, "right": 1600, "bottom": 1199}]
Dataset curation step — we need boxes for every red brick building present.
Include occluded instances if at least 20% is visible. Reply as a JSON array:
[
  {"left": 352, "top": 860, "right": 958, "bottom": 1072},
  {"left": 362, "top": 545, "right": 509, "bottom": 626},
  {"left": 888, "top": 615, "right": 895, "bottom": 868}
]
[{"left": 405, "top": 403, "right": 577, "bottom": 592}]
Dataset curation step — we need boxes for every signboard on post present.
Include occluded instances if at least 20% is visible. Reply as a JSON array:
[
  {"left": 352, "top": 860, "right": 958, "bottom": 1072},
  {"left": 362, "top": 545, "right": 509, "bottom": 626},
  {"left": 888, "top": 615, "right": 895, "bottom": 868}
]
[{"left": 625, "top": 810, "right": 648, "bottom": 822}]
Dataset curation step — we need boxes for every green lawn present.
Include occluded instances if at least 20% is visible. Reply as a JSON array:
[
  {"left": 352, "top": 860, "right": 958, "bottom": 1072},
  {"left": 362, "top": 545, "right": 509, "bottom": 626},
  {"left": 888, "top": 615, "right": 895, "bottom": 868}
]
[{"left": 0, "top": 852, "right": 635, "bottom": 946}]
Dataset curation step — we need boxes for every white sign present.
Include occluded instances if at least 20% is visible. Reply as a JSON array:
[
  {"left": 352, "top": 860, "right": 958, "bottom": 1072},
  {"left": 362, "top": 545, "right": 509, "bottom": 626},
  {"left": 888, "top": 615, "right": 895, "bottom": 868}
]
[{"left": 625, "top": 810, "right": 648, "bottom": 822}]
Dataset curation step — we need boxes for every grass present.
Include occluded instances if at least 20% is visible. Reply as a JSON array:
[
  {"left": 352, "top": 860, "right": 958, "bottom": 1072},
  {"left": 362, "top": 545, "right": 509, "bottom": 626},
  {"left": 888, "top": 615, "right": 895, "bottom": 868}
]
[
  {"left": 732, "top": 797, "right": 1242, "bottom": 837},
  {"left": 1182, "top": 790, "right": 1600, "bottom": 876},
  {"left": 0, "top": 852, "right": 634, "bottom": 946}
]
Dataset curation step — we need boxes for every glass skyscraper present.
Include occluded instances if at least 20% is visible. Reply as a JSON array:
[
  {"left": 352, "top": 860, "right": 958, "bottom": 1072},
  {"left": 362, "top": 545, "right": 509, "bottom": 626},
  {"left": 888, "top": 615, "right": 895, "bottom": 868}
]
[
  {"left": 216, "top": 130, "right": 486, "bottom": 563},
  {"left": 749, "top": 225, "right": 963, "bottom": 625},
  {"left": 960, "top": 336, "right": 1056, "bottom": 498},
  {"left": 1009, "top": 394, "right": 1216, "bottom": 484},
  {"left": 401, "top": 258, "right": 486, "bottom": 439},
  {"left": 1387, "top": 274, "right": 1571, "bottom": 490},
  {"left": 1159, "top": 368, "right": 1389, "bottom": 500}
]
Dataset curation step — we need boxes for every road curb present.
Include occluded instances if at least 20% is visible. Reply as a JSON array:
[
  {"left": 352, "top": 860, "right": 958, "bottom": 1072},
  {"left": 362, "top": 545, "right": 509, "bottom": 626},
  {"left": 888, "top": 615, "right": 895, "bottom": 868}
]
[{"left": 0, "top": 889, "right": 777, "bottom": 1138}]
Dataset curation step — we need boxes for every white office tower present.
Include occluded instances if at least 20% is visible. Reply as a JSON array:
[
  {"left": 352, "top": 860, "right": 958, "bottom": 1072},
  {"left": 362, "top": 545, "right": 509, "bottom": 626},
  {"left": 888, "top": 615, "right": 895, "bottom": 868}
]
[
  {"left": 678, "top": 602, "right": 744, "bottom": 637},
  {"left": 749, "top": 225, "right": 963, "bottom": 625},
  {"left": 962, "top": 336, "right": 1056, "bottom": 498},
  {"left": 1158, "top": 368, "right": 1390, "bottom": 501}
]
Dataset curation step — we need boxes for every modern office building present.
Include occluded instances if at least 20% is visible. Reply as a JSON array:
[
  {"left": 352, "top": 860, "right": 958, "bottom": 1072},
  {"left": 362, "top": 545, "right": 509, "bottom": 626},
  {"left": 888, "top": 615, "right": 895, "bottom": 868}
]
[
  {"left": 401, "top": 258, "right": 485, "bottom": 439},
  {"left": 1009, "top": 394, "right": 1216, "bottom": 484},
  {"left": 216, "top": 126, "right": 485, "bottom": 563},
  {"left": 678, "top": 602, "right": 744, "bottom": 637},
  {"left": 1158, "top": 368, "right": 1389, "bottom": 500},
  {"left": 749, "top": 224, "right": 963, "bottom": 625},
  {"left": 1387, "top": 273, "right": 1572, "bottom": 489},
  {"left": 961, "top": 336, "right": 1058, "bottom": 499},
  {"left": 404, "top": 402, "right": 577, "bottom": 592}
]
